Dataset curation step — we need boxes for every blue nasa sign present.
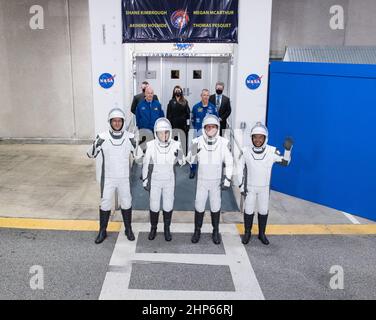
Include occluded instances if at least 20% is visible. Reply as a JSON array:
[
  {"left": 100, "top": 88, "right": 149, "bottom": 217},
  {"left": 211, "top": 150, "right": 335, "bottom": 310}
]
[
  {"left": 245, "top": 74, "right": 262, "bottom": 90},
  {"left": 99, "top": 73, "right": 115, "bottom": 89}
]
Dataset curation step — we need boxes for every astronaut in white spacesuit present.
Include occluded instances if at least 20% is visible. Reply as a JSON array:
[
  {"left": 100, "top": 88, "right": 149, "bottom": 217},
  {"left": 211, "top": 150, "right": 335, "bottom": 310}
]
[
  {"left": 87, "top": 108, "right": 142, "bottom": 244},
  {"left": 142, "top": 117, "right": 185, "bottom": 241},
  {"left": 186, "top": 114, "right": 233, "bottom": 245},
  {"left": 237, "top": 122, "right": 293, "bottom": 245}
]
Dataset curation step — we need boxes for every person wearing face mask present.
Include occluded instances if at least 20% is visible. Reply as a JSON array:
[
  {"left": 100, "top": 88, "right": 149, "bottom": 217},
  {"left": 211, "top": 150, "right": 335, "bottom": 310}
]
[
  {"left": 131, "top": 81, "right": 159, "bottom": 115},
  {"left": 166, "top": 85, "right": 191, "bottom": 153},
  {"left": 209, "top": 82, "right": 231, "bottom": 136}
]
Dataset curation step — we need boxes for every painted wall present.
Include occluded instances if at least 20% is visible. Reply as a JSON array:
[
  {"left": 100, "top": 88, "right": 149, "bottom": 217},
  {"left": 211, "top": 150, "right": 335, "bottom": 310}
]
[
  {"left": 271, "top": 0, "right": 376, "bottom": 59},
  {"left": 0, "top": 0, "right": 93, "bottom": 140},
  {"left": 267, "top": 61, "right": 376, "bottom": 221}
]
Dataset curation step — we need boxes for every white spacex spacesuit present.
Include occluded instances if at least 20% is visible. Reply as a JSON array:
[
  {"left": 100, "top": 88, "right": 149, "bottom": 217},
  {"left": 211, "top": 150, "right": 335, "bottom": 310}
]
[
  {"left": 186, "top": 114, "right": 233, "bottom": 244},
  {"left": 87, "top": 108, "right": 142, "bottom": 244},
  {"left": 142, "top": 117, "right": 185, "bottom": 241},
  {"left": 237, "top": 122, "right": 293, "bottom": 245}
]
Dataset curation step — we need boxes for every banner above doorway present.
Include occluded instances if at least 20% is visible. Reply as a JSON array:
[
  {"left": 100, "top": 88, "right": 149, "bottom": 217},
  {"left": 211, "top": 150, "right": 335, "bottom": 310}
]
[{"left": 122, "top": 0, "right": 238, "bottom": 43}]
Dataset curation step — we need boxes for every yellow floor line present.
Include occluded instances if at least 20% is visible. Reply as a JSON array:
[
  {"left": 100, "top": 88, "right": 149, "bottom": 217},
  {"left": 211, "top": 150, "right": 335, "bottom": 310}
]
[
  {"left": 236, "top": 224, "right": 376, "bottom": 235},
  {"left": 0, "top": 217, "right": 375, "bottom": 235},
  {"left": 0, "top": 217, "right": 121, "bottom": 232}
]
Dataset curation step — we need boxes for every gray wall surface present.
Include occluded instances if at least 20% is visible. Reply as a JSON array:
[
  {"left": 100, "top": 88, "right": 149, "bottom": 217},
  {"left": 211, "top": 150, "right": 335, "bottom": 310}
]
[
  {"left": 0, "top": 0, "right": 93, "bottom": 139},
  {"left": 270, "top": 0, "right": 376, "bottom": 58}
]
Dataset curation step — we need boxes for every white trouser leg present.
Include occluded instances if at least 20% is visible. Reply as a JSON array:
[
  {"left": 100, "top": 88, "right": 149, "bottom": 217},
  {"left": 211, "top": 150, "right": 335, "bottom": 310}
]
[
  {"left": 208, "top": 179, "right": 221, "bottom": 212},
  {"left": 117, "top": 177, "right": 132, "bottom": 210},
  {"left": 195, "top": 179, "right": 209, "bottom": 213},
  {"left": 244, "top": 187, "right": 257, "bottom": 215},
  {"left": 257, "top": 187, "right": 270, "bottom": 215},
  {"left": 150, "top": 180, "right": 162, "bottom": 212},
  {"left": 100, "top": 178, "right": 116, "bottom": 211},
  {"left": 162, "top": 179, "right": 175, "bottom": 212}
]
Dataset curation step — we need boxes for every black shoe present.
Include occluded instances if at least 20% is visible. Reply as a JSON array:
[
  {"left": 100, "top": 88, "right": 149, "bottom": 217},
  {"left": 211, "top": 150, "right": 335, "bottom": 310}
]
[
  {"left": 242, "top": 213, "right": 254, "bottom": 244},
  {"left": 95, "top": 209, "right": 111, "bottom": 244},
  {"left": 258, "top": 213, "right": 270, "bottom": 245},
  {"left": 121, "top": 207, "right": 135, "bottom": 241},
  {"left": 191, "top": 210, "right": 204, "bottom": 243},
  {"left": 148, "top": 210, "right": 159, "bottom": 240},
  {"left": 163, "top": 210, "right": 173, "bottom": 241},
  {"left": 211, "top": 211, "right": 221, "bottom": 245},
  {"left": 189, "top": 171, "right": 196, "bottom": 179}
]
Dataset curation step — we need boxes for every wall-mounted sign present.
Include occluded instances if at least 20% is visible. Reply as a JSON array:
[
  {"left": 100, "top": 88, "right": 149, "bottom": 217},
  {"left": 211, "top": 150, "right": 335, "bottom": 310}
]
[
  {"left": 246, "top": 74, "right": 262, "bottom": 90},
  {"left": 122, "top": 0, "right": 238, "bottom": 43},
  {"left": 173, "top": 43, "right": 194, "bottom": 51},
  {"left": 99, "top": 73, "right": 116, "bottom": 89}
]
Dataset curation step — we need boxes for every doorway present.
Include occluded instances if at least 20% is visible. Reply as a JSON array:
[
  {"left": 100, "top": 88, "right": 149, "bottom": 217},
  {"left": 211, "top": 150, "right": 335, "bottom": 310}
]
[{"left": 134, "top": 56, "right": 231, "bottom": 112}]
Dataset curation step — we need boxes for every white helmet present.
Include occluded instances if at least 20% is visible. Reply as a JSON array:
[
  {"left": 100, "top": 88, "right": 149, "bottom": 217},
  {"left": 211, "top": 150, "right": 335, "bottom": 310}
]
[
  {"left": 202, "top": 114, "right": 220, "bottom": 145},
  {"left": 250, "top": 122, "right": 268, "bottom": 152},
  {"left": 108, "top": 108, "right": 126, "bottom": 136},
  {"left": 154, "top": 117, "right": 172, "bottom": 147}
]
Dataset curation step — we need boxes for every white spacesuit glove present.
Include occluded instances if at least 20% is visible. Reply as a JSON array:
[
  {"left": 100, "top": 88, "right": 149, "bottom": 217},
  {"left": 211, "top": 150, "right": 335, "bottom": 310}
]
[
  {"left": 221, "top": 177, "right": 231, "bottom": 190},
  {"left": 176, "top": 148, "right": 186, "bottom": 167},
  {"left": 239, "top": 184, "right": 247, "bottom": 197},
  {"left": 143, "top": 178, "right": 150, "bottom": 192}
]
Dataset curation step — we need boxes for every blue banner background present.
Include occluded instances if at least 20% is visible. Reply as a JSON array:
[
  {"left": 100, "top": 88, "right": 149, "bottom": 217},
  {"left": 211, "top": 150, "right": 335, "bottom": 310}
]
[{"left": 122, "top": 0, "right": 238, "bottom": 43}]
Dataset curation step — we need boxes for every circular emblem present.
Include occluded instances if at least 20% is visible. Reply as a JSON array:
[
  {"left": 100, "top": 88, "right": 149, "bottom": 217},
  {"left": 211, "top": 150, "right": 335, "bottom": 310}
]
[
  {"left": 171, "top": 10, "right": 189, "bottom": 30},
  {"left": 99, "top": 73, "right": 115, "bottom": 89},
  {"left": 245, "top": 74, "right": 262, "bottom": 90}
]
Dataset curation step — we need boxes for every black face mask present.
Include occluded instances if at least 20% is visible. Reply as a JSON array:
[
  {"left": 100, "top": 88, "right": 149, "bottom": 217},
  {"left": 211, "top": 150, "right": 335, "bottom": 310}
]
[
  {"left": 142, "top": 88, "right": 146, "bottom": 93},
  {"left": 175, "top": 91, "right": 182, "bottom": 97},
  {"left": 216, "top": 89, "right": 223, "bottom": 95}
]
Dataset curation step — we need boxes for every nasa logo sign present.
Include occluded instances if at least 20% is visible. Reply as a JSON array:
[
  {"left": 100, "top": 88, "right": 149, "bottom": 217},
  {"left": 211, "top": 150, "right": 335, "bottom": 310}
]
[
  {"left": 245, "top": 74, "right": 262, "bottom": 90},
  {"left": 99, "top": 73, "right": 115, "bottom": 89},
  {"left": 170, "top": 10, "right": 189, "bottom": 30}
]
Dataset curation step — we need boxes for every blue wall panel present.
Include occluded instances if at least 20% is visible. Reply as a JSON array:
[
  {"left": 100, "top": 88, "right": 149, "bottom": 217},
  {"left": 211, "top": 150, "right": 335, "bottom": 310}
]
[{"left": 267, "top": 61, "right": 376, "bottom": 221}]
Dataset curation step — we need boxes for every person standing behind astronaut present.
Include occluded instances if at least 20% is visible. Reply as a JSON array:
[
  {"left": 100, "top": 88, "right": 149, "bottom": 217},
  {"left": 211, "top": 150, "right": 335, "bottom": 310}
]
[
  {"left": 142, "top": 118, "right": 185, "bottom": 241},
  {"left": 237, "top": 122, "right": 293, "bottom": 245},
  {"left": 87, "top": 108, "right": 142, "bottom": 244},
  {"left": 186, "top": 114, "right": 233, "bottom": 245}
]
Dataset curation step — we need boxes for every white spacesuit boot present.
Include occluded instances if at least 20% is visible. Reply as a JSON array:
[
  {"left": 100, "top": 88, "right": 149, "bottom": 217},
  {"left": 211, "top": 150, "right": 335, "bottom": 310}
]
[
  {"left": 87, "top": 107, "right": 142, "bottom": 244},
  {"left": 237, "top": 122, "right": 293, "bottom": 246},
  {"left": 187, "top": 114, "right": 233, "bottom": 244},
  {"left": 142, "top": 118, "right": 185, "bottom": 241}
]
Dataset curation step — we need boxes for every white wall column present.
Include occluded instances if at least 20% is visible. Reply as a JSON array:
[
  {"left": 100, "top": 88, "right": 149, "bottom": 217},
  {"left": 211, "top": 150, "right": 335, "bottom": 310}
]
[
  {"left": 88, "top": 0, "right": 124, "bottom": 134},
  {"left": 232, "top": 0, "right": 273, "bottom": 146}
]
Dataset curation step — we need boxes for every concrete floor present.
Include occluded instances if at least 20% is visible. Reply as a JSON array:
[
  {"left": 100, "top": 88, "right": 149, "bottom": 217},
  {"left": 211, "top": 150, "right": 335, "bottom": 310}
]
[
  {"left": 0, "top": 144, "right": 374, "bottom": 225},
  {"left": 0, "top": 144, "right": 375, "bottom": 300}
]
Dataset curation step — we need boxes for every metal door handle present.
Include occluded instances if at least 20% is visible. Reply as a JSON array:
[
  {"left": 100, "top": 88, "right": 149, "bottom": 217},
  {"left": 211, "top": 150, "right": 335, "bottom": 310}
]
[{"left": 187, "top": 87, "right": 190, "bottom": 96}]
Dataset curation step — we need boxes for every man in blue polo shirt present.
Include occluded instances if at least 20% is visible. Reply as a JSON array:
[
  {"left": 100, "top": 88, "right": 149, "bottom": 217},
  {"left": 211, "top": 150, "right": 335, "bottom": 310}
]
[{"left": 189, "top": 89, "right": 218, "bottom": 179}]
